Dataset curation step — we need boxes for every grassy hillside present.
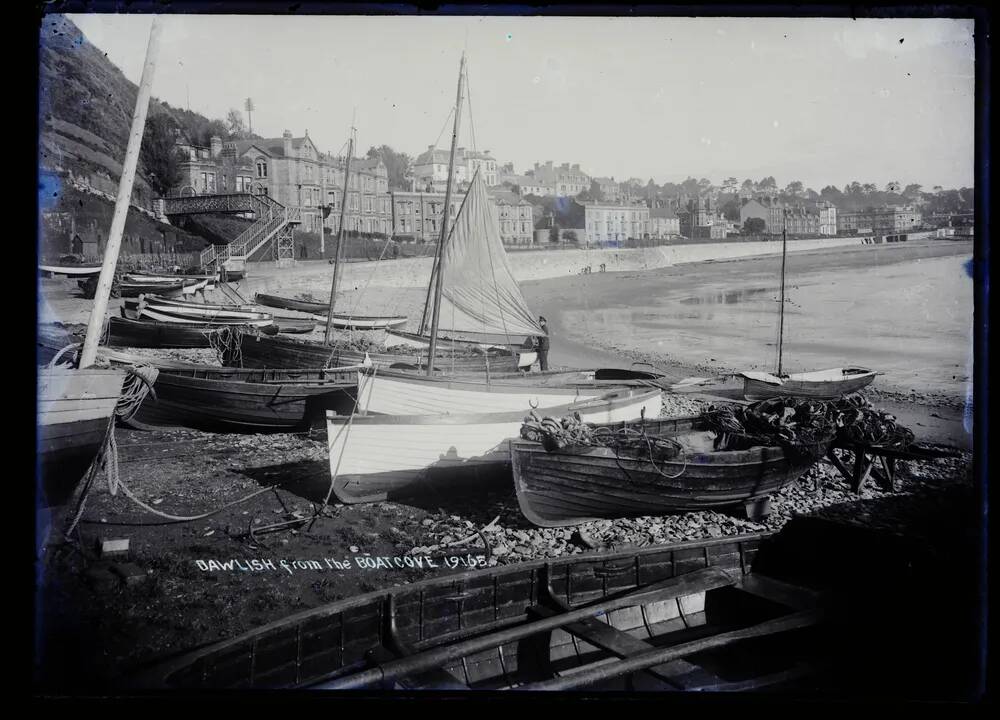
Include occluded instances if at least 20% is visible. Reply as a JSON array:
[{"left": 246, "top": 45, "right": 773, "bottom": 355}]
[{"left": 38, "top": 15, "right": 233, "bottom": 190}]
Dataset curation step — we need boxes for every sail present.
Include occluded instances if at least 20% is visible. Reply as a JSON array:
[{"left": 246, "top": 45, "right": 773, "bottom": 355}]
[{"left": 432, "top": 171, "right": 543, "bottom": 338}]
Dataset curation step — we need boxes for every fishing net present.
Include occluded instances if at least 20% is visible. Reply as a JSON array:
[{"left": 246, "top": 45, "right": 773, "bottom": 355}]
[
  {"left": 520, "top": 393, "right": 914, "bottom": 467},
  {"left": 520, "top": 410, "right": 687, "bottom": 480},
  {"left": 207, "top": 325, "right": 260, "bottom": 367},
  {"left": 700, "top": 393, "right": 914, "bottom": 461}
]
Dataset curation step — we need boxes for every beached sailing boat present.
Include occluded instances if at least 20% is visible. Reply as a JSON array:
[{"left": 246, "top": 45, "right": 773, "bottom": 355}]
[
  {"left": 324, "top": 55, "right": 662, "bottom": 503},
  {"left": 739, "top": 209, "right": 878, "bottom": 400}
]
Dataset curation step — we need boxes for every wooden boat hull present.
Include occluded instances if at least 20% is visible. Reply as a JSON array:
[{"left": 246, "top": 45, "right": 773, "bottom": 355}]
[
  {"left": 37, "top": 368, "right": 124, "bottom": 507},
  {"left": 107, "top": 316, "right": 274, "bottom": 349},
  {"left": 232, "top": 335, "right": 521, "bottom": 374},
  {"left": 327, "top": 389, "right": 663, "bottom": 504},
  {"left": 356, "top": 368, "right": 606, "bottom": 415},
  {"left": 740, "top": 369, "right": 878, "bottom": 401},
  {"left": 133, "top": 305, "right": 275, "bottom": 327},
  {"left": 511, "top": 417, "right": 830, "bottom": 528},
  {"left": 132, "top": 368, "right": 356, "bottom": 432},
  {"left": 384, "top": 329, "right": 536, "bottom": 369},
  {"left": 39, "top": 264, "right": 103, "bottom": 277},
  {"left": 124, "top": 297, "right": 313, "bottom": 334},
  {"left": 255, "top": 293, "right": 408, "bottom": 329},
  {"left": 137, "top": 532, "right": 822, "bottom": 691},
  {"left": 119, "top": 281, "right": 186, "bottom": 298}
]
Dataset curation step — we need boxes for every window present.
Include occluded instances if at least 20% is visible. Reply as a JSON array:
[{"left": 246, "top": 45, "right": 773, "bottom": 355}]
[{"left": 256, "top": 160, "right": 268, "bottom": 178}]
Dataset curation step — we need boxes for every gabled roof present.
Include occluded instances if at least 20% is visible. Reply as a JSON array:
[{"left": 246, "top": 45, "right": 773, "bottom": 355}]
[
  {"left": 414, "top": 147, "right": 452, "bottom": 165},
  {"left": 487, "top": 188, "right": 528, "bottom": 206}
]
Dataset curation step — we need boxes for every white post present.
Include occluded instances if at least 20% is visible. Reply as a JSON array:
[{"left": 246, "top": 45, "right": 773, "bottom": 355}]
[{"left": 79, "top": 18, "right": 163, "bottom": 368}]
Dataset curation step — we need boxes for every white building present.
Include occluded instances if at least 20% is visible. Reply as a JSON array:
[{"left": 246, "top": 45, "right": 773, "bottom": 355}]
[
  {"left": 412, "top": 146, "right": 499, "bottom": 192},
  {"left": 582, "top": 202, "right": 650, "bottom": 245}
]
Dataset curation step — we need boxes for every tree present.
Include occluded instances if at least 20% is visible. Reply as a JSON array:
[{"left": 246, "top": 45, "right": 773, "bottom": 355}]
[
  {"left": 743, "top": 217, "right": 766, "bottom": 234},
  {"left": 549, "top": 226, "right": 560, "bottom": 243},
  {"left": 886, "top": 180, "right": 901, "bottom": 194},
  {"left": 785, "top": 180, "right": 804, "bottom": 196},
  {"left": 741, "top": 179, "right": 755, "bottom": 191},
  {"left": 367, "top": 145, "right": 413, "bottom": 191},
  {"left": 140, "top": 112, "right": 185, "bottom": 196},
  {"left": 226, "top": 108, "right": 246, "bottom": 138},
  {"left": 903, "top": 183, "right": 922, "bottom": 198},
  {"left": 720, "top": 198, "right": 741, "bottom": 222},
  {"left": 861, "top": 183, "right": 877, "bottom": 194},
  {"left": 758, "top": 176, "right": 778, "bottom": 191}
]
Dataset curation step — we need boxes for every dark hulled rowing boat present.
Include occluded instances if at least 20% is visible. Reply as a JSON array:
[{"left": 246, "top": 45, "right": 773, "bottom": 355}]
[
  {"left": 136, "top": 533, "right": 823, "bottom": 691},
  {"left": 511, "top": 415, "right": 831, "bottom": 527},
  {"left": 229, "top": 334, "right": 521, "bottom": 374},
  {"left": 106, "top": 316, "right": 276, "bottom": 349},
  {"left": 130, "top": 367, "right": 356, "bottom": 432},
  {"left": 255, "top": 293, "right": 408, "bottom": 330}
]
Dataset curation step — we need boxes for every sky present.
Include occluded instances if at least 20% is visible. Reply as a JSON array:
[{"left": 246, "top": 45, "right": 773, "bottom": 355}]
[{"left": 63, "top": 13, "right": 976, "bottom": 191}]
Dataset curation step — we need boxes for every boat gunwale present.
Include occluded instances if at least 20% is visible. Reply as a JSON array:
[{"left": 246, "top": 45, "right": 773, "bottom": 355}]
[
  {"left": 326, "top": 388, "right": 662, "bottom": 426},
  {"left": 139, "top": 531, "right": 772, "bottom": 688},
  {"left": 358, "top": 367, "right": 607, "bottom": 396}
]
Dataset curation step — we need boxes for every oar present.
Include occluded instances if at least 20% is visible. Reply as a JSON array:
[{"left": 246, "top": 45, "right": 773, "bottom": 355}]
[{"left": 316, "top": 566, "right": 737, "bottom": 690}]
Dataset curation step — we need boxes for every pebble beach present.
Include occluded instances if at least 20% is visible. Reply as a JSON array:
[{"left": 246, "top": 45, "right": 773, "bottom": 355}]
[{"left": 36, "top": 236, "right": 976, "bottom": 689}]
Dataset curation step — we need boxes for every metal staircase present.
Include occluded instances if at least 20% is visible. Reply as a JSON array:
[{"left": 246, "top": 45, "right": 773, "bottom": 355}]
[{"left": 160, "top": 193, "right": 301, "bottom": 269}]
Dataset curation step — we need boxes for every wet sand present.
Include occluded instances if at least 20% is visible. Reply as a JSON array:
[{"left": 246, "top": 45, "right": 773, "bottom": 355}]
[{"left": 523, "top": 240, "right": 974, "bottom": 397}]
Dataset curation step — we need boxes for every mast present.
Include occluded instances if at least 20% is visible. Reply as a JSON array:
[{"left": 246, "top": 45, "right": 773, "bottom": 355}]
[
  {"left": 777, "top": 207, "right": 788, "bottom": 377},
  {"left": 425, "top": 53, "right": 466, "bottom": 376},
  {"left": 79, "top": 18, "right": 162, "bottom": 368},
  {"left": 325, "top": 130, "right": 354, "bottom": 344}
]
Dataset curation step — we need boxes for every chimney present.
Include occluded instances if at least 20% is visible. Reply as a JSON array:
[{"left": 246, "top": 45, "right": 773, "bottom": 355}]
[
  {"left": 210, "top": 135, "right": 223, "bottom": 158},
  {"left": 282, "top": 130, "right": 293, "bottom": 157}
]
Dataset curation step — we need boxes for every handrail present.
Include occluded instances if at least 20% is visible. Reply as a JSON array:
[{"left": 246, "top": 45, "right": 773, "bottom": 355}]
[{"left": 192, "top": 192, "right": 294, "bottom": 269}]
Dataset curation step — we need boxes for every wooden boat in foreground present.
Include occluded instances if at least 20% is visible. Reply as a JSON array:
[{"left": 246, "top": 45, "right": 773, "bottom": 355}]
[
  {"left": 37, "top": 367, "right": 125, "bottom": 507},
  {"left": 137, "top": 532, "right": 823, "bottom": 691},
  {"left": 739, "top": 369, "right": 878, "bottom": 401},
  {"left": 130, "top": 367, "right": 356, "bottom": 433},
  {"left": 511, "top": 415, "right": 833, "bottom": 528},
  {"left": 254, "top": 293, "right": 408, "bottom": 330},
  {"left": 327, "top": 388, "right": 663, "bottom": 504},
  {"left": 354, "top": 367, "right": 607, "bottom": 415},
  {"left": 231, "top": 334, "right": 520, "bottom": 374},
  {"left": 117, "top": 280, "right": 186, "bottom": 298}
]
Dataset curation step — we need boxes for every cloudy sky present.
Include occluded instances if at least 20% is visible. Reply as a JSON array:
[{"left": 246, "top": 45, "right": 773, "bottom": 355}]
[{"left": 65, "top": 13, "right": 975, "bottom": 190}]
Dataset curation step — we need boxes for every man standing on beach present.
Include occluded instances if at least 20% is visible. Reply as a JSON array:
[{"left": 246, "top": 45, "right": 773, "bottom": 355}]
[{"left": 537, "top": 316, "right": 550, "bottom": 371}]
